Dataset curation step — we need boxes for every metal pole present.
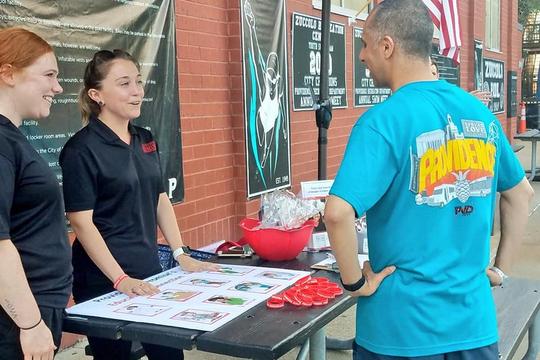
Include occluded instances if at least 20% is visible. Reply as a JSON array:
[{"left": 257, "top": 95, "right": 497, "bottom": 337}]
[
  {"left": 523, "top": 310, "right": 539, "bottom": 360},
  {"left": 316, "top": 0, "right": 332, "bottom": 181},
  {"left": 296, "top": 339, "right": 310, "bottom": 360},
  {"left": 309, "top": 328, "right": 327, "bottom": 360}
]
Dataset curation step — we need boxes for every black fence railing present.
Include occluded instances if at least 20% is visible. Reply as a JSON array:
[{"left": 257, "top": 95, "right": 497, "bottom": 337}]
[
  {"left": 524, "top": 24, "right": 540, "bottom": 47},
  {"left": 525, "top": 99, "right": 540, "bottom": 129}
]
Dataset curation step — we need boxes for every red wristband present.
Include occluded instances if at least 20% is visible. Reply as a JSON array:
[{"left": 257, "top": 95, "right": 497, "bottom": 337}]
[{"left": 113, "top": 274, "right": 128, "bottom": 289}]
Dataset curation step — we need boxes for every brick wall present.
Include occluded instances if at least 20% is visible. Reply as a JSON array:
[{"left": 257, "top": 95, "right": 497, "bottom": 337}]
[
  {"left": 173, "top": 0, "right": 239, "bottom": 248},
  {"left": 170, "top": 0, "right": 522, "bottom": 249}
]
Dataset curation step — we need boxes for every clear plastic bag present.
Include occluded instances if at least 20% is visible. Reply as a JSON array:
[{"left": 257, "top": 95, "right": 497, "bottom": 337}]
[{"left": 259, "top": 189, "right": 324, "bottom": 230}]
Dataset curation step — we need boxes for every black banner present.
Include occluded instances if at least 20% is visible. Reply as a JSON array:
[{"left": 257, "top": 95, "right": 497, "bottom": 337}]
[
  {"left": 241, "top": 0, "right": 291, "bottom": 198},
  {"left": 483, "top": 58, "right": 505, "bottom": 114},
  {"left": 292, "top": 12, "right": 347, "bottom": 111},
  {"left": 431, "top": 44, "right": 460, "bottom": 85},
  {"left": 353, "top": 27, "right": 391, "bottom": 107},
  {"left": 474, "top": 40, "right": 484, "bottom": 90},
  {"left": 0, "top": 0, "right": 184, "bottom": 202}
]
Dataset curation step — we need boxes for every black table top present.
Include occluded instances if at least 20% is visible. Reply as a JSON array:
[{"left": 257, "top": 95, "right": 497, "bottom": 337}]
[
  {"left": 63, "top": 251, "right": 356, "bottom": 359},
  {"left": 514, "top": 128, "right": 540, "bottom": 139},
  {"left": 196, "top": 270, "right": 354, "bottom": 359}
]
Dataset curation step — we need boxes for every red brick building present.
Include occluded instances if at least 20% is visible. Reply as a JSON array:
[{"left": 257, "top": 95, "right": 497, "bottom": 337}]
[{"left": 172, "top": 0, "right": 522, "bottom": 248}]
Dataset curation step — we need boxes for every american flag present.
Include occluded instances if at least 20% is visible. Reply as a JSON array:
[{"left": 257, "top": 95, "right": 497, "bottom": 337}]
[{"left": 422, "top": 0, "right": 461, "bottom": 65}]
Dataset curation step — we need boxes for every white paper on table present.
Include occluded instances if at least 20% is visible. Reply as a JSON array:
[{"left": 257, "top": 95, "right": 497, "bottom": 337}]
[
  {"left": 67, "top": 265, "right": 310, "bottom": 332},
  {"left": 310, "top": 254, "right": 369, "bottom": 272}
]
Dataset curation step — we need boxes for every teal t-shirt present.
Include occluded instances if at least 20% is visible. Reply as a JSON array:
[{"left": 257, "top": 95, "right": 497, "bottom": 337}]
[{"left": 330, "top": 80, "right": 524, "bottom": 356}]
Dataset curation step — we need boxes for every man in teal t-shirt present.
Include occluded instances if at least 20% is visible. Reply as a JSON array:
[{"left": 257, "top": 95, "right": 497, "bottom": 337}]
[{"left": 324, "top": 1, "right": 534, "bottom": 359}]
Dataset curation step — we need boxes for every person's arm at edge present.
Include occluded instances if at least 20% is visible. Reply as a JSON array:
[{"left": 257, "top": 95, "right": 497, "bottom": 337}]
[
  {"left": 156, "top": 193, "right": 219, "bottom": 272},
  {"left": 67, "top": 210, "right": 159, "bottom": 296},
  {"left": 324, "top": 196, "right": 362, "bottom": 283},
  {"left": 0, "top": 240, "right": 56, "bottom": 358},
  {"left": 488, "top": 177, "right": 534, "bottom": 285},
  {"left": 324, "top": 195, "right": 396, "bottom": 297}
]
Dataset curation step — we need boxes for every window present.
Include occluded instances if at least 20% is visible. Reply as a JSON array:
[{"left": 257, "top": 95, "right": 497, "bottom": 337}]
[
  {"left": 332, "top": 0, "right": 369, "bottom": 11},
  {"left": 313, "top": 0, "right": 372, "bottom": 20},
  {"left": 485, "top": 0, "right": 500, "bottom": 50}
]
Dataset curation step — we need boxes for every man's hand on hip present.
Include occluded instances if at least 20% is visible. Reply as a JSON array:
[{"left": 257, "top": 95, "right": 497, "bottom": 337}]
[{"left": 350, "top": 261, "right": 396, "bottom": 297}]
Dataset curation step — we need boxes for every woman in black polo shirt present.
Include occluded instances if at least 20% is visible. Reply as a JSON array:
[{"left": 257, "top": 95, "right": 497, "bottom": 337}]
[
  {"left": 60, "top": 49, "right": 217, "bottom": 360},
  {"left": 0, "top": 28, "right": 72, "bottom": 359}
]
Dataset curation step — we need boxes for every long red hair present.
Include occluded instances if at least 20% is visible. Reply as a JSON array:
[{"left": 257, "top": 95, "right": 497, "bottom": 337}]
[{"left": 0, "top": 28, "right": 52, "bottom": 71}]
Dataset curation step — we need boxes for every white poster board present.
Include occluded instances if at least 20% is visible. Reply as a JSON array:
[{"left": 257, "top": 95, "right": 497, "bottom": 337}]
[{"left": 67, "top": 265, "right": 310, "bottom": 332}]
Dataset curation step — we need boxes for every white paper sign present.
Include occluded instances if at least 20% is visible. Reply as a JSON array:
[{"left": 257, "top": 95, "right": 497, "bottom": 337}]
[
  {"left": 300, "top": 180, "right": 334, "bottom": 199},
  {"left": 308, "top": 231, "right": 330, "bottom": 250},
  {"left": 67, "top": 265, "right": 310, "bottom": 332}
]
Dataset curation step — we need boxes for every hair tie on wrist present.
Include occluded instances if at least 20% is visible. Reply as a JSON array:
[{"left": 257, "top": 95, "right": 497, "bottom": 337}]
[
  {"left": 113, "top": 274, "right": 129, "bottom": 289},
  {"left": 20, "top": 318, "right": 42, "bottom": 331}
]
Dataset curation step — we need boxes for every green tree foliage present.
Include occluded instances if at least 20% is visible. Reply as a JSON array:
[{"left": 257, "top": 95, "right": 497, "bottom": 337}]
[{"left": 519, "top": 0, "right": 540, "bottom": 25}]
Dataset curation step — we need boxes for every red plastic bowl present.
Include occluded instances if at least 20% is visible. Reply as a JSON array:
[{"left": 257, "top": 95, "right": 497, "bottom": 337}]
[{"left": 239, "top": 218, "right": 317, "bottom": 261}]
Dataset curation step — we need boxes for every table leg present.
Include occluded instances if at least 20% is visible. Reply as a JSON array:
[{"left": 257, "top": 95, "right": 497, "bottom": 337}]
[
  {"left": 309, "top": 328, "right": 326, "bottom": 360},
  {"left": 523, "top": 310, "right": 539, "bottom": 360},
  {"left": 529, "top": 141, "right": 537, "bottom": 181},
  {"left": 326, "top": 337, "right": 353, "bottom": 350},
  {"left": 296, "top": 339, "right": 310, "bottom": 360}
]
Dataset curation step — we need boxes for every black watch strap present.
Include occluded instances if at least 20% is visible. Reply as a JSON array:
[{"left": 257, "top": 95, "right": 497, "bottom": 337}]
[
  {"left": 181, "top": 246, "right": 191, "bottom": 254},
  {"left": 340, "top": 276, "right": 366, "bottom": 292}
]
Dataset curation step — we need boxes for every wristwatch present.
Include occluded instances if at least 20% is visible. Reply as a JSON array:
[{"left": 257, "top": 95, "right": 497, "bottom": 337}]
[
  {"left": 490, "top": 266, "right": 508, "bottom": 285},
  {"left": 172, "top": 246, "right": 191, "bottom": 260},
  {"left": 340, "top": 276, "right": 366, "bottom": 292}
]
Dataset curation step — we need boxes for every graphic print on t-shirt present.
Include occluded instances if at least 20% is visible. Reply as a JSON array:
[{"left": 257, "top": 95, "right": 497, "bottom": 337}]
[{"left": 409, "top": 115, "right": 497, "bottom": 207}]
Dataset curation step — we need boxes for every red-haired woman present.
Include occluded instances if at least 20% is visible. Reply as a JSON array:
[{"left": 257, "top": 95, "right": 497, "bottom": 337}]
[{"left": 0, "top": 28, "right": 72, "bottom": 359}]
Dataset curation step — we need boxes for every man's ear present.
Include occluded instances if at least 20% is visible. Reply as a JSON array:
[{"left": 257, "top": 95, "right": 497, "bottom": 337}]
[
  {"left": 381, "top": 35, "right": 395, "bottom": 60},
  {"left": 0, "top": 64, "right": 16, "bottom": 86},
  {"left": 87, "top": 88, "right": 102, "bottom": 104}
]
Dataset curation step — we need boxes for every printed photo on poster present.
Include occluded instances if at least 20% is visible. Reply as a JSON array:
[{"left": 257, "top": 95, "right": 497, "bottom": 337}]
[
  {"left": 181, "top": 278, "right": 230, "bottom": 287},
  {"left": 256, "top": 271, "right": 297, "bottom": 280},
  {"left": 241, "top": 0, "right": 291, "bottom": 197},
  {"left": 232, "top": 281, "right": 277, "bottom": 294},
  {"left": 171, "top": 309, "right": 229, "bottom": 324},
  {"left": 203, "top": 295, "right": 254, "bottom": 306},
  {"left": 115, "top": 303, "right": 171, "bottom": 317},
  {"left": 149, "top": 289, "right": 201, "bottom": 302},
  {"left": 207, "top": 266, "right": 254, "bottom": 276}
]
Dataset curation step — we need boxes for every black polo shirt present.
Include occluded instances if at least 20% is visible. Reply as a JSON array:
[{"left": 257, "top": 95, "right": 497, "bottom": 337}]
[
  {"left": 0, "top": 114, "right": 72, "bottom": 308},
  {"left": 60, "top": 117, "right": 164, "bottom": 289}
]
